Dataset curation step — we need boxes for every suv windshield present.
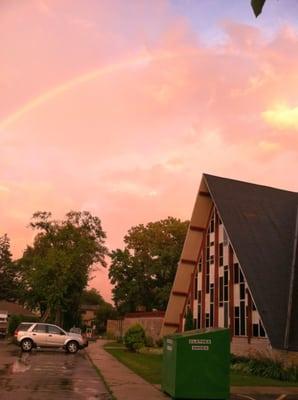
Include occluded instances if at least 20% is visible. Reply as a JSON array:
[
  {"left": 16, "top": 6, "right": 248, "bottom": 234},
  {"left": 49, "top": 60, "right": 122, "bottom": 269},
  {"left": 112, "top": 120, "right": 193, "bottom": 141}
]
[{"left": 17, "top": 323, "right": 34, "bottom": 331}]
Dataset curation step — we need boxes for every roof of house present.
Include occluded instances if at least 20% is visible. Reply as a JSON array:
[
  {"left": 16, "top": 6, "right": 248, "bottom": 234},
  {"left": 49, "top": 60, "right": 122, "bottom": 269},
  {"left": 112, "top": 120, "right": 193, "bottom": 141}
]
[
  {"left": 0, "top": 300, "right": 36, "bottom": 317},
  {"left": 203, "top": 174, "right": 298, "bottom": 351}
]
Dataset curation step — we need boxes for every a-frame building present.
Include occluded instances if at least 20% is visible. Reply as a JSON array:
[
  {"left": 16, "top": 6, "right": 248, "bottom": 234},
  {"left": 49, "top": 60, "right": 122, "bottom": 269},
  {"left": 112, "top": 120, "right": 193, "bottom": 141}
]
[{"left": 161, "top": 174, "right": 298, "bottom": 357}]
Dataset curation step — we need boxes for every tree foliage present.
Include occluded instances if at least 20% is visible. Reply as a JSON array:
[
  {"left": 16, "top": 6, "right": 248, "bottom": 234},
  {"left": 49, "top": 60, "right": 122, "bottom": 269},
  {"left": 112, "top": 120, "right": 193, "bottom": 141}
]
[
  {"left": 109, "top": 217, "right": 188, "bottom": 314},
  {"left": 81, "top": 288, "right": 105, "bottom": 305},
  {"left": 95, "top": 301, "right": 117, "bottom": 333},
  {"left": 18, "top": 211, "right": 108, "bottom": 327},
  {"left": 0, "top": 234, "right": 20, "bottom": 301}
]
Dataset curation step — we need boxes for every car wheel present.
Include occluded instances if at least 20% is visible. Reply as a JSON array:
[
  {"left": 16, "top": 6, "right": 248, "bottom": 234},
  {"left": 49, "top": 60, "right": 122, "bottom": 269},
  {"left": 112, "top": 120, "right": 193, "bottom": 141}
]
[
  {"left": 21, "top": 338, "right": 33, "bottom": 352},
  {"left": 67, "top": 340, "right": 78, "bottom": 354}
]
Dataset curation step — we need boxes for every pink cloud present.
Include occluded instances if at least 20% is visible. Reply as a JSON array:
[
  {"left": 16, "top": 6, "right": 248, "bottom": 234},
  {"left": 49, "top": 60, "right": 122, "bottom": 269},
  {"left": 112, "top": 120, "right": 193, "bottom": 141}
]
[{"left": 1, "top": 3, "right": 298, "bottom": 301}]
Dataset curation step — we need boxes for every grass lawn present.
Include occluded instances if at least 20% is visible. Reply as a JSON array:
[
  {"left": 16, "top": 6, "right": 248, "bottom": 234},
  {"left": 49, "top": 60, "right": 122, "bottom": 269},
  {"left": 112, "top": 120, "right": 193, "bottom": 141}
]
[{"left": 104, "top": 344, "right": 298, "bottom": 387}]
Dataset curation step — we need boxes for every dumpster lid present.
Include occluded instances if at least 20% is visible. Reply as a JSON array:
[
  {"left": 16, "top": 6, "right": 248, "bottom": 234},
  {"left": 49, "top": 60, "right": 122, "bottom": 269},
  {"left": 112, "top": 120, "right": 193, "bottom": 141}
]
[{"left": 165, "top": 328, "right": 229, "bottom": 340}]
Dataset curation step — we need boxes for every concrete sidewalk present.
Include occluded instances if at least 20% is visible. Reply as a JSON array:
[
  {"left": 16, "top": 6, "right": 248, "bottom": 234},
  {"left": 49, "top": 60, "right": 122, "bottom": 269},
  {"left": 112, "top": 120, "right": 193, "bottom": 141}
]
[
  {"left": 86, "top": 340, "right": 168, "bottom": 400},
  {"left": 86, "top": 340, "right": 298, "bottom": 400}
]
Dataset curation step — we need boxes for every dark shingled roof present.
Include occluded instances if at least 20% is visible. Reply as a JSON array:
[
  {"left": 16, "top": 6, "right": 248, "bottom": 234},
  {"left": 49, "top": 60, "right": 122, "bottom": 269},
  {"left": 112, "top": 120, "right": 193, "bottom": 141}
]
[{"left": 203, "top": 174, "right": 298, "bottom": 350}]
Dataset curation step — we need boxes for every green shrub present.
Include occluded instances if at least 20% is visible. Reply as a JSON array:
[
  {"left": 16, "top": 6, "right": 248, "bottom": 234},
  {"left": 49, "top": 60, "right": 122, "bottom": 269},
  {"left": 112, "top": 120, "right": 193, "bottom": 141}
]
[
  {"left": 184, "top": 308, "right": 194, "bottom": 331},
  {"left": 124, "top": 324, "right": 146, "bottom": 352},
  {"left": 155, "top": 337, "right": 164, "bottom": 348},
  {"left": 231, "top": 354, "right": 298, "bottom": 382},
  {"left": 8, "top": 315, "right": 22, "bottom": 335}
]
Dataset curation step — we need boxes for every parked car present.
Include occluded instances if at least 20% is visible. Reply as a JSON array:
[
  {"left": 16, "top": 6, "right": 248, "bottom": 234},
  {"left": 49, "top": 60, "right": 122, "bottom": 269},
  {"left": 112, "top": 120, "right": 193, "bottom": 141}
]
[
  {"left": 0, "top": 311, "right": 8, "bottom": 337},
  {"left": 14, "top": 322, "right": 88, "bottom": 353}
]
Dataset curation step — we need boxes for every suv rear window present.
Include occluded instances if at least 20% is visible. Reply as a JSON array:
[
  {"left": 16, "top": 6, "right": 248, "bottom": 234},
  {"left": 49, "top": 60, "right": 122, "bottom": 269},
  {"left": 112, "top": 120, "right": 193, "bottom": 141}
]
[{"left": 17, "top": 323, "right": 34, "bottom": 331}]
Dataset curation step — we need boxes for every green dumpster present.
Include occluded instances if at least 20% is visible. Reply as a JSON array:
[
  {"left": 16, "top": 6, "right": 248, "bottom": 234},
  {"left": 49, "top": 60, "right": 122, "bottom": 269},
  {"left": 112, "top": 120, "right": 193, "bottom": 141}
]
[{"left": 162, "top": 328, "right": 230, "bottom": 399}]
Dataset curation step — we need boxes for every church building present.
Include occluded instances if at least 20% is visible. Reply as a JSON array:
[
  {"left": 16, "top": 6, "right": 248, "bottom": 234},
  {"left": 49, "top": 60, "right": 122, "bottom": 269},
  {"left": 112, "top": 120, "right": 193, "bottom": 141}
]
[{"left": 161, "top": 174, "right": 298, "bottom": 359}]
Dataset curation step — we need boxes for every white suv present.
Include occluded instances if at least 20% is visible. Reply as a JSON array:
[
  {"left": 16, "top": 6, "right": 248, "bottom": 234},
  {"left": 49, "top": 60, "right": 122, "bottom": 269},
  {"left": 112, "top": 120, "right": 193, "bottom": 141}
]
[{"left": 14, "top": 322, "right": 88, "bottom": 353}]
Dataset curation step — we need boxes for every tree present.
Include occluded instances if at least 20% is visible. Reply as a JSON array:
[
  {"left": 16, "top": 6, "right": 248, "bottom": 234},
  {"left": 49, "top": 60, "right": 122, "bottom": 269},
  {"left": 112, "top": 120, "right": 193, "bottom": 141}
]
[
  {"left": 18, "top": 211, "right": 108, "bottom": 328},
  {"left": 95, "top": 302, "right": 117, "bottom": 333},
  {"left": 81, "top": 288, "right": 105, "bottom": 305},
  {"left": 109, "top": 217, "right": 188, "bottom": 314},
  {"left": 0, "top": 234, "right": 20, "bottom": 301}
]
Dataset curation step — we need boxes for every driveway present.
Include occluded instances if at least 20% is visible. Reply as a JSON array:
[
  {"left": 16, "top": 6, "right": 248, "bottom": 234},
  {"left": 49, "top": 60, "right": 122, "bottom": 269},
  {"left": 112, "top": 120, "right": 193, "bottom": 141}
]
[{"left": 0, "top": 339, "right": 111, "bottom": 400}]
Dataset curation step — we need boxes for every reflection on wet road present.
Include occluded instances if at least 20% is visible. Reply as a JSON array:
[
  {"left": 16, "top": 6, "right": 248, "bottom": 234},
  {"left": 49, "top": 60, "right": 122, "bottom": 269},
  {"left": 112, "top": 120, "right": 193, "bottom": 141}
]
[{"left": 0, "top": 341, "right": 110, "bottom": 400}]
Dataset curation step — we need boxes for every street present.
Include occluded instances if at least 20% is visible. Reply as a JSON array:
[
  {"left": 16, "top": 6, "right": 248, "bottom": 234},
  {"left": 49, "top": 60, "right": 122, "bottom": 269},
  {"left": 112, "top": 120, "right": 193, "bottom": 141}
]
[{"left": 0, "top": 339, "right": 111, "bottom": 400}]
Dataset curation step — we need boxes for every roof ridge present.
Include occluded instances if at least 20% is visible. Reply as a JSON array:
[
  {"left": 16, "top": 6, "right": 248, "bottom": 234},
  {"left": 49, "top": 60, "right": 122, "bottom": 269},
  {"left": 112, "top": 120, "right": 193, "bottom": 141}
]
[{"left": 203, "top": 173, "right": 297, "bottom": 195}]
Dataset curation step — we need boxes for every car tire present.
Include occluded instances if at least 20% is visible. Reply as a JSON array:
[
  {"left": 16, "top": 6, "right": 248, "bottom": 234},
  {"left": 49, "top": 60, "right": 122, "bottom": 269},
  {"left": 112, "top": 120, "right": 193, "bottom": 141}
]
[
  {"left": 21, "top": 338, "right": 33, "bottom": 352},
  {"left": 66, "top": 340, "right": 78, "bottom": 354}
]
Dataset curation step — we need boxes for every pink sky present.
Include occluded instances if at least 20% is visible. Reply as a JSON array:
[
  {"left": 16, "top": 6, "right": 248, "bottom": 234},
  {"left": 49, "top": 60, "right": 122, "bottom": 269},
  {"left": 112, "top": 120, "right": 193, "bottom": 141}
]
[{"left": 1, "top": 1, "right": 298, "bottom": 302}]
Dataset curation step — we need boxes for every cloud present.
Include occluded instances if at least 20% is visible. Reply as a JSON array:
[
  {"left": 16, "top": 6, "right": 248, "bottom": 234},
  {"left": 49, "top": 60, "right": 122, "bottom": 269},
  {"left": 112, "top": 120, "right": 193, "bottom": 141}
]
[
  {"left": 1, "top": 3, "right": 298, "bottom": 301},
  {"left": 262, "top": 105, "right": 298, "bottom": 130}
]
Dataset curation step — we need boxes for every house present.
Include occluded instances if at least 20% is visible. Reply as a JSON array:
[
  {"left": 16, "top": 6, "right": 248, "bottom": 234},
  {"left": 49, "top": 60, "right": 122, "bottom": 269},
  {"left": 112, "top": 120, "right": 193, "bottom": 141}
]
[
  {"left": 107, "top": 311, "right": 165, "bottom": 341},
  {"left": 80, "top": 304, "right": 100, "bottom": 328},
  {"left": 0, "top": 300, "right": 36, "bottom": 318},
  {"left": 161, "top": 174, "right": 298, "bottom": 362}
]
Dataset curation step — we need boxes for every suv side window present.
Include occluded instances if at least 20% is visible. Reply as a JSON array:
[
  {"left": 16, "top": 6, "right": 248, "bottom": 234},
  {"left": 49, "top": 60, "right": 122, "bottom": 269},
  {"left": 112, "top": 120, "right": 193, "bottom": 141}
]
[
  {"left": 32, "top": 324, "right": 47, "bottom": 333},
  {"left": 48, "top": 325, "right": 65, "bottom": 335},
  {"left": 17, "top": 323, "right": 33, "bottom": 331}
]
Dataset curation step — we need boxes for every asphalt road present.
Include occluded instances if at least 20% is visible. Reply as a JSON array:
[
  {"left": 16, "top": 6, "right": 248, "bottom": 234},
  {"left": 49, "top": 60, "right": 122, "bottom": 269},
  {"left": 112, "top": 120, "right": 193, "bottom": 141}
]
[{"left": 0, "top": 339, "right": 111, "bottom": 400}]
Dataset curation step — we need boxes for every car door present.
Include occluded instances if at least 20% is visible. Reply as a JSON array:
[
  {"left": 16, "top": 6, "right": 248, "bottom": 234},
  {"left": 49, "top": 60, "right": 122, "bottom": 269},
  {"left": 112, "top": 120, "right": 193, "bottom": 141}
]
[
  {"left": 47, "top": 325, "right": 66, "bottom": 347},
  {"left": 31, "top": 323, "right": 48, "bottom": 346}
]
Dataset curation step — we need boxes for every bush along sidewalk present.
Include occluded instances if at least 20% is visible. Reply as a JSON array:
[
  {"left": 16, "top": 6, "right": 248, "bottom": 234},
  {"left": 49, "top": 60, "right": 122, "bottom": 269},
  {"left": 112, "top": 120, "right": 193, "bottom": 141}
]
[
  {"left": 123, "top": 323, "right": 146, "bottom": 352},
  {"left": 231, "top": 354, "right": 298, "bottom": 382}
]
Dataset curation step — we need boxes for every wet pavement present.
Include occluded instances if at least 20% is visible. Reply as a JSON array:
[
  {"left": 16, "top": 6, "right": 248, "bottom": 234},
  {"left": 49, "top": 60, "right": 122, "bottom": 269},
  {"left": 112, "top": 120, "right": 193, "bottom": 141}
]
[{"left": 0, "top": 339, "right": 111, "bottom": 400}]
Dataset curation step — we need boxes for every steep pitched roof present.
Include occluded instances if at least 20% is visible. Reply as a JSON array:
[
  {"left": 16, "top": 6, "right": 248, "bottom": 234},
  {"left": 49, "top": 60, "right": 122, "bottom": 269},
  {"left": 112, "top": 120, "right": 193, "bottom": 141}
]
[{"left": 204, "top": 174, "right": 298, "bottom": 350}]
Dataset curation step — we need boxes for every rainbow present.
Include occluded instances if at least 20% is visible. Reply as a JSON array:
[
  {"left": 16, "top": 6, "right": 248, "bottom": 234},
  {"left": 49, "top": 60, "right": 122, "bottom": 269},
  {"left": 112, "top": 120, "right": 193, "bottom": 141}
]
[{"left": 0, "top": 50, "right": 196, "bottom": 130}]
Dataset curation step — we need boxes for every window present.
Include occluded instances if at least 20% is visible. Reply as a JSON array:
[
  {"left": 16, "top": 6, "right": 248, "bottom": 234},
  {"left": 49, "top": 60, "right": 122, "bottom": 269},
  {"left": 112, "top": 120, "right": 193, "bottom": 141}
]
[
  {"left": 234, "top": 263, "right": 239, "bottom": 284},
  {"left": 210, "top": 214, "right": 215, "bottom": 233},
  {"left": 224, "top": 303, "right": 229, "bottom": 328},
  {"left": 210, "top": 284, "right": 214, "bottom": 302},
  {"left": 197, "top": 305, "right": 201, "bottom": 329},
  {"left": 234, "top": 307, "right": 240, "bottom": 336},
  {"left": 240, "top": 283, "right": 245, "bottom": 300},
  {"left": 219, "top": 277, "right": 223, "bottom": 302},
  {"left": 205, "top": 313, "right": 210, "bottom": 328},
  {"left": 219, "top": 243, "right": 224, "bottom": 266},
  {"left": 253, "top": 323, "right": 259, "bottom": 337},
  {"left": 18, "top": 323, "right": 33, "bottom": 332},
  {"left": 194, "top": 275, "right": 198, "bottom": 300},
  {"left": 210, "top": 304, "right": 214, "bottom": 327},
  {"left": 48, "top": 325, "right": 64, "bottom": 335},
  {"left": 206, "top": 275, "right": 210, "bottom": 294},
  {"left": 33, "top": 324, "right": 47, "bottom": 333},
  {"left": 240, "top": 301, "right": 246, "bottom": 335},
  {"left": 260, "top": 322, "right": 266, "bottom": 337},
  {"left": 198, "top": 258, "right": 202, "bottom": 273}
]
